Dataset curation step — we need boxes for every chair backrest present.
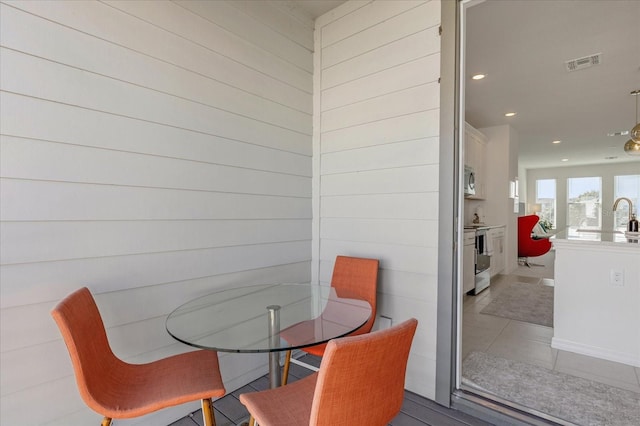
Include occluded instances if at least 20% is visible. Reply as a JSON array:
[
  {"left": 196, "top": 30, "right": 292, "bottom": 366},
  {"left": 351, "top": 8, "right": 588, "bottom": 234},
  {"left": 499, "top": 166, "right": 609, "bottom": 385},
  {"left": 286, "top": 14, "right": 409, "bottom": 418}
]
[
  {"left": 309, "top": 318, "right": 418, "bottom": 426},
  {"left": 518, "top": 215, "right": 540, "bottom": 243},
  {"left": 518, "top": 215, "right": 552, "bottom": 257},
  {"left": 330, "top": 256, "right": 379, "bottom": 334},
  {"left": 51, "top": 287, "right": 121, "bottom": 413}
]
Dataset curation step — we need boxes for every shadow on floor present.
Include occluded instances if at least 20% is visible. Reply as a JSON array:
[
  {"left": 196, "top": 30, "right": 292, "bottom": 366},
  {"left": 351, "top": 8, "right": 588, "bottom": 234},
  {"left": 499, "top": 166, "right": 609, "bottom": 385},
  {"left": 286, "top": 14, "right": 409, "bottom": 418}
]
[{"left": 169, "top": 354, "right": 493, "bottom": 426}]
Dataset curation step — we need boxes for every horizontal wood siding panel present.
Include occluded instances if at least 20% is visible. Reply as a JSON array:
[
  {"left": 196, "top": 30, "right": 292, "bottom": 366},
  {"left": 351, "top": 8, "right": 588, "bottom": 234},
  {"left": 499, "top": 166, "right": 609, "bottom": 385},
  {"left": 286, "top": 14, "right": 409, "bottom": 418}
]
[
  {"left": 1, "top": 376, "right": 84, "bottom": 426},
  {"left": 322, "top": 54, "right": 440, "bottom": 111},
  {"left": 320, "top": 165, "right": 439, "bottom": 195},
  {"left": 1, "top": 339, "right": 68, "bottom": 397},
  {"left": 320, "top": 218, "right": 436, "bottom": 247},
  {"left": 406, "top": 355, "right": 437, "bottom": 400},
  {"left": 321, "top": 193, "right": 439, "bottom": 220},
  {"left": 175, "top": 0, "right": 313, "bottom": 72},
  {"left": 319, "top": 239, "right": 438, "bottom": 275},
  {"left": 315, "top": 0, "right": 441, "bottom": 398},
  {"left": 321, "top": 1, "right": 440, "bottom": 69},
  {"left": 1, "top": 219, "right": 311, "bottom": 265},
  {"left": 103, "top": 0, "right": 312, "bottom": 90},
  {"left": 320, "top": 139, "right": 439, "bottom": 175},
  {"left": 0, "top": 1, "right": 313, "bottom": 424},
  {"left": 321, "top": 27, "right": 440, "bottom": 89},
  {"left": 1, "top": 4, "right": 311, "bottom": 134},
  {"left": 2, "top": 2, "right": 312, "bottom": 113},
  {"left": 1, "top": 137, "right": 311, "bottom": 197},
  {"left": 1, "top": 263, "right": 309, "bottom": 352},
  {"left": 377, "top": 298, "right": 438, "bottom": 355},
  {"left": 377, "top": 268, "right": 438, "bottom": 303},
  {"left": 227, "top": 0, "right": 315, "bottom": 51},
  {"left": 1, "top": 241, "right": 311, "bottom": 309},
  {"left": 1, "top": 94, "right": 311, "bottom": 176},
  {"left": 316, "top": 262, "right": 439, "bottom": 341},
  {"left": 1, "top": 180, "right": 311, "bottom": 221},
  {"left": 321, "top": 82, "right": 440, "bottom": 132},
  {"left": 1, "top": 49, "right": 310, "bottom": 151},
  {"left": 321, "top": 110, "right": 440, "bottom": 153},
  {"left": 317, "top": 259, "right": 438, "bottom": 299},
  {"left": 320, "top": 0, "right": 425, "bottom": 48}
]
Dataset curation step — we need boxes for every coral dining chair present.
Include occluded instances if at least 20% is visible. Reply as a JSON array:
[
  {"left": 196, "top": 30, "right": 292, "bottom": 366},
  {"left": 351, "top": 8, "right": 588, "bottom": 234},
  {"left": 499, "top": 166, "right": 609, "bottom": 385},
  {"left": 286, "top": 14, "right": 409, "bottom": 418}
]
[
  {"left": 240, "top": 318, "right": 417, "bottom": 426},
  {"left": 280, "top": 255, "right": 379, "bottom": 385},
  {"left": 51, "top": 287, "right": 226, "bottom": 426}
]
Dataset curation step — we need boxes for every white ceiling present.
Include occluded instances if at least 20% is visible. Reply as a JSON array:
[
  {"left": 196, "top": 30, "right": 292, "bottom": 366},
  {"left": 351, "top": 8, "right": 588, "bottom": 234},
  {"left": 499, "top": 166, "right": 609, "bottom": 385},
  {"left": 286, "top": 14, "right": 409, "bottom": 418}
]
[
  {"left": 465, "top": 0, "right": 640, "bottom": 170},
  {"left": 294, "top": 0, "right": 640, "bottom": 170}
]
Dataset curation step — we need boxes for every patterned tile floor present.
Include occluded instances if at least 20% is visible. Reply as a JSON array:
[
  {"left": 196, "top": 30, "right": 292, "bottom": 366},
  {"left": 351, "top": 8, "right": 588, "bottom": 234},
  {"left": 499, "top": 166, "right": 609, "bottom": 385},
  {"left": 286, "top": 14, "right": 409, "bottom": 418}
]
[{"left": 169, "top": 354, "right": 493, "bottom": 426}]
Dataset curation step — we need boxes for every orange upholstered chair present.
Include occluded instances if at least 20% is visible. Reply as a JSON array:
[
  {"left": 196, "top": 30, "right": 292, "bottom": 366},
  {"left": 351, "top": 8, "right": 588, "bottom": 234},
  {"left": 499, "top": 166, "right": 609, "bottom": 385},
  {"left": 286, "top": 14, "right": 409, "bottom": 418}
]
[
  {"left": 240, "top": 318, "right": 418, "bottom": 426},
  {"left": 51, "top": 287, "right": 226, "bottom": 426},
  {"left": 280, "top": 255, "right": 379, "bottom": 385},
  {"left": 518, "top": 215, "right": 552, "bottom": 267}
]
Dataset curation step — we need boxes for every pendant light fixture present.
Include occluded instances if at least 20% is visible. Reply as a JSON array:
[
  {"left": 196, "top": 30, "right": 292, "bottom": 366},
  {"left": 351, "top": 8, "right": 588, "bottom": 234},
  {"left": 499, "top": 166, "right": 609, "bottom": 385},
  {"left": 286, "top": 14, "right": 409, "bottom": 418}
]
[{"left": 624, "top": 89, "right": 640, "bottom": 156}]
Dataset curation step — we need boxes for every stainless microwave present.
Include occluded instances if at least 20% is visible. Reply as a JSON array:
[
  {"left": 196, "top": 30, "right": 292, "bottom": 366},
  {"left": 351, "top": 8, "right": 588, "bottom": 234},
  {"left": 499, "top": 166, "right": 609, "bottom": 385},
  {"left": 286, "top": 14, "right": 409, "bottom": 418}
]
[{"left": 464, "top": 166, "right": 476, "bottom": 196}]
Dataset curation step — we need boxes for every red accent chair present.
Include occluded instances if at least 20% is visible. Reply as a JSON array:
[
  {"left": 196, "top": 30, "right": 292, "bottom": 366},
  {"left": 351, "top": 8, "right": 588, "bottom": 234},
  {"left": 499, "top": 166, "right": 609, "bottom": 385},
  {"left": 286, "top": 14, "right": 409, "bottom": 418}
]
[
  {"left": 51, "top": 287, "right": 226, "bottom": 426},
  {"left": 518, "top": 215, "right": 552, "bottom": 267},
  {"left": 240, "top": 318, "right": 418, "bottom": 426}
]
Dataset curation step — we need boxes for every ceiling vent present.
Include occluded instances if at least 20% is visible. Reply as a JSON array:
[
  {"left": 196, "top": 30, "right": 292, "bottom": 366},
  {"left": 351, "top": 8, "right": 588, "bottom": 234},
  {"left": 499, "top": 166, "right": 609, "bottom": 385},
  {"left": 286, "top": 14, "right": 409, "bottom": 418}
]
[{"left": 565, "top": 53, "right": 602, "bottom": 72}]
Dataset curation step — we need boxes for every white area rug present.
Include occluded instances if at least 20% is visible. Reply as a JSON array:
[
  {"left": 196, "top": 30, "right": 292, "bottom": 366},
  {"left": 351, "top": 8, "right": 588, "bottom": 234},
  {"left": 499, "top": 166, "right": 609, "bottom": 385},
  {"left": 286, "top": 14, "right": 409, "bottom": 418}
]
[{"left": 463, "top": 352, "right": 640, "bottom": 426}]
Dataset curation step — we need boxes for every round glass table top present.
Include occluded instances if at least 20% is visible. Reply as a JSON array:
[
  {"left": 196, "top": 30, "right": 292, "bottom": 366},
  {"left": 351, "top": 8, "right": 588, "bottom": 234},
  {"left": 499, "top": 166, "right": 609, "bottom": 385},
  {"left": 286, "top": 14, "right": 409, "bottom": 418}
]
[{"left": 166, "top": 283, "right": 372, "bottom": 353}]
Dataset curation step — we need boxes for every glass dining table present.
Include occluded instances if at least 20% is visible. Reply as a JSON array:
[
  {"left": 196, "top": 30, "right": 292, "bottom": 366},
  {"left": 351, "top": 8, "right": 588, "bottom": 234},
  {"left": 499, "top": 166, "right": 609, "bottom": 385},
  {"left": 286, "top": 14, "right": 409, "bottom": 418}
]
[{"left": 166, "top": 283, "right": 372, "bottom": 388}]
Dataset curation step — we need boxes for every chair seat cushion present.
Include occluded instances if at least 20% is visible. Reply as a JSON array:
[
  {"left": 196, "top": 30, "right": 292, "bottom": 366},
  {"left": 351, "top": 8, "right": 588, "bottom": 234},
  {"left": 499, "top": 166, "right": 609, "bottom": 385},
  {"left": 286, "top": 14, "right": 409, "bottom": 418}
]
[
  {"left": 99, "top": 349, "right": 225, "bottom": 418},
  {"left": 239, "top": 373, "right": 318, "bottom": 426}
]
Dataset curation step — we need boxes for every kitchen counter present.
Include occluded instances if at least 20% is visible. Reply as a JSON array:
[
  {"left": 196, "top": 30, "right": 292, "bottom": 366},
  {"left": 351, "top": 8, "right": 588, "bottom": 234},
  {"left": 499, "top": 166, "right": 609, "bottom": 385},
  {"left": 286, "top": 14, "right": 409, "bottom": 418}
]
[
  {"left": 552, "top": 228, "right": 640, "bottom": 248},
  {"left": 552, "top": 228, "right": 640, "bottom": 368},
  {"left": 463, "top": 224, "right": 504, "bottom": 230}
]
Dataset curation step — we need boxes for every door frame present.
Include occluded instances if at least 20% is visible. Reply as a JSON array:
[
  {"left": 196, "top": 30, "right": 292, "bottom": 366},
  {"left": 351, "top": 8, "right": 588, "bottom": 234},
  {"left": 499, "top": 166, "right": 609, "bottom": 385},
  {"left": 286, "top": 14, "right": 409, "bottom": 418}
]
[{"left": 435, "top": 2, "right": 561, "bottom": 424}]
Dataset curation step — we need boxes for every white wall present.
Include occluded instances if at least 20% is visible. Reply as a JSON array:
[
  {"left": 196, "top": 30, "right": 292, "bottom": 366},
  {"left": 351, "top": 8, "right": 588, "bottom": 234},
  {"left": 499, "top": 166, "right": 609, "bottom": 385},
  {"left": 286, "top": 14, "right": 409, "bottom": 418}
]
[
  {"left": 313, "top": 0, "right": 442, "bottom": 398},
  {"left": 0, "top": 1, "right": 313, "bottom": 424},
  {"left": 480, "top": 125, "right": 520, "bottom": 273},
  {"left": 526, "top": 162, "right": 640, "bottom": 232}
]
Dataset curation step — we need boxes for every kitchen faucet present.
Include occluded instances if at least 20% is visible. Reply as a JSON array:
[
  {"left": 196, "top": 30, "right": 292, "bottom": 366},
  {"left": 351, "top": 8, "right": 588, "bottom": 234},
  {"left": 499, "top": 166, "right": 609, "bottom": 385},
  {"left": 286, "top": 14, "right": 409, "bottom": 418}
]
[{"left": 612, "top": 197, "right": 633, "bottom": 222}]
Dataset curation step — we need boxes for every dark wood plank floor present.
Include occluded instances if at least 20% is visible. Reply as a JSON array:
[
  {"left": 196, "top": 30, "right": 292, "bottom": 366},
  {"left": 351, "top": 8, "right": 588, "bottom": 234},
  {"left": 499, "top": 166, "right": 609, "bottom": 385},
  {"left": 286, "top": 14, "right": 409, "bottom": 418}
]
[{"left": 169, "top": 354, "right": 493, "bottom": 426}]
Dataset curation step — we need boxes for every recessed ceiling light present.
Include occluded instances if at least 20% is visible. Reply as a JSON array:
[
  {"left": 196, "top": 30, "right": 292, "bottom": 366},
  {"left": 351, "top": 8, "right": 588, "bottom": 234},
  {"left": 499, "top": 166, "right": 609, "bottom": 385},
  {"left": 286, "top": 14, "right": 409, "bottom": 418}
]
[
  {"left": 472, "top": 74, "right": 486, "bottom": 80},
  {"left": 561, "top": 158, "right": 569, "bottom": 162},
  {"left": 552, "top": 140, "right": 561, "bottom": 144},
  {"left": 504, "top": 112, "right": 517, "bottom": 117}
]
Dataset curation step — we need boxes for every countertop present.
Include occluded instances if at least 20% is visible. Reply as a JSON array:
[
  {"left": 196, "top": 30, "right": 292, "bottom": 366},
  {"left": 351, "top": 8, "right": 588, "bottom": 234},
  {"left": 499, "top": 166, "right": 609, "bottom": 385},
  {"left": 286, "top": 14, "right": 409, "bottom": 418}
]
[
  {"left": 463, "top": 224, "right": 505, "bottom": 231},
  {"left": 552, "top": 228, "right": 640, "bottom": 249}
]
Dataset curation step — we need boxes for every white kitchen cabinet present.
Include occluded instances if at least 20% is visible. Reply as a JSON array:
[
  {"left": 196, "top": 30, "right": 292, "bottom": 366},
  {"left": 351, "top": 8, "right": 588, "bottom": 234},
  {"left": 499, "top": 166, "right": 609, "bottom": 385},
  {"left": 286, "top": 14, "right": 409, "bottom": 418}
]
[
  {"left": 463, "top": 230, "right": 476, "bottom": 293},
  {"left": 464, "top": 123, "right": 488, "bottom": 200},
  {"left": 488, "top": 226, "right": 505, "bottom": 277}
]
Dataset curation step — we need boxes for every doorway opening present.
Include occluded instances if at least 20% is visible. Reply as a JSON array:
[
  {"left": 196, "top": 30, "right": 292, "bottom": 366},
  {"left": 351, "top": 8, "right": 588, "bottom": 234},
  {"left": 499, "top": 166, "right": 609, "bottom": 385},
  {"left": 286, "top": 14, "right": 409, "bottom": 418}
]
[{"left": 454, "top": 1, "right": 640, "bottom": 425}]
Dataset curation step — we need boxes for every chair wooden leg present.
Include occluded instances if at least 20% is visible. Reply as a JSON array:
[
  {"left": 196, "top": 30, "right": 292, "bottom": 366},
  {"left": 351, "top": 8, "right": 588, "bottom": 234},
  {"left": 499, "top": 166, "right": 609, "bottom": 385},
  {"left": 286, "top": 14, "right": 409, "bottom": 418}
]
[
  {"left": 202, "top": 398, "right": 216, "bottom": 426},
  {"left": 101, "top": 417, "right": 112, "bottom": 426},
  {"left": 282, "top": 349, "right": 292, "bottom": 385}
]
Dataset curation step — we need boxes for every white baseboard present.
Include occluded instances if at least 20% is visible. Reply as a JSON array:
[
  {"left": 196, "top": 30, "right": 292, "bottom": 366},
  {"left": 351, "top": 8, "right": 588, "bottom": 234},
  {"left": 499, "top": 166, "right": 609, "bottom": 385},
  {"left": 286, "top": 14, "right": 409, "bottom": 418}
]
[{"left": 551, "top": 337, "right": 640, "bottom": 368}]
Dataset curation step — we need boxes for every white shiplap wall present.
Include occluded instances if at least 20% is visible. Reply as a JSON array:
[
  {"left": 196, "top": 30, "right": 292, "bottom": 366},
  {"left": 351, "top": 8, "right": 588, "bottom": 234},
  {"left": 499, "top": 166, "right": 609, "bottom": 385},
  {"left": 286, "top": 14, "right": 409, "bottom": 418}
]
[
  {"left": 0, "top": 1, "right": 313, "bottom": 424},
  {"left": 313, "top": 0, "right": 442, "bottom": 398}
]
